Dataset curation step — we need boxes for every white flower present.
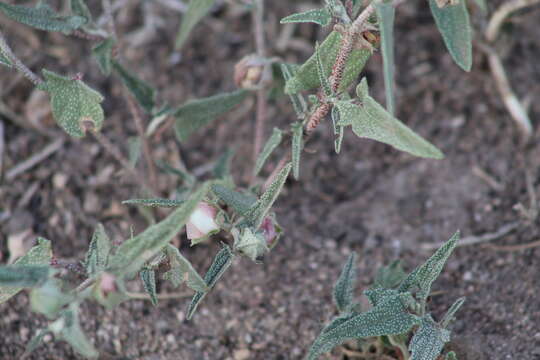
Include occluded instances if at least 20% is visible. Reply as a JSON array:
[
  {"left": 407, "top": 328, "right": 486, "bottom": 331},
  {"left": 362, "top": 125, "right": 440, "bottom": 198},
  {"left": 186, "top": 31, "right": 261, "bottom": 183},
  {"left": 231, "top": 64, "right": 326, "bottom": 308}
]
[{"left": 186, "top": 202, "right": 220, "bottom": 241}]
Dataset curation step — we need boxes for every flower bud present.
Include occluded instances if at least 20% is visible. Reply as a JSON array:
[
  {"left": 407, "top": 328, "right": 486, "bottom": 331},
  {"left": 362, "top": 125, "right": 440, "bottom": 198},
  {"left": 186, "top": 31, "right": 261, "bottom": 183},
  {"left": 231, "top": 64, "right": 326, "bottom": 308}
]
[
  {"left": 100, "top": 272, "right": 117, "bottom": 295},
  {"left": 234, "top": 55, "right": 267, "bottom": 89},
  {"left": 260, "top": 215, "right": 281, "bottom": 249},
  {"left": 186, "top": 202, "right": 220, "bottom": 241}
]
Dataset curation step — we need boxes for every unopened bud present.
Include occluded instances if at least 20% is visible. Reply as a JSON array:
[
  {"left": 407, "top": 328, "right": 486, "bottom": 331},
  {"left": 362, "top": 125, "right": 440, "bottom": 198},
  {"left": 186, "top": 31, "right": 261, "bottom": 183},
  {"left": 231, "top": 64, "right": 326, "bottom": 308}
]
[
  {"left": 234, "top": 55, "right": 267, "bottom": 89},
  {"left": 260, "top": 215, "right": 281, "bottom": 249},
  {"left": 100, "top": 272, "right": 117, "bottom": 296}
]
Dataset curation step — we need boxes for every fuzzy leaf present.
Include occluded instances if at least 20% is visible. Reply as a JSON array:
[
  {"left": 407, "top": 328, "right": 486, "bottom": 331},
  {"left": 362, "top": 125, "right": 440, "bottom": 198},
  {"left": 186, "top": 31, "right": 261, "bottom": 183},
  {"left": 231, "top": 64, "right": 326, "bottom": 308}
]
[
  {"left": 0, "top": 50, "right": 12, "bottom": 68},
  {"left": 175, "top": 0, "right": 217, "bottom": 49},
  {"left": 254, "top": 128, "right": 283, "bottom": 176},
  {"left": 24, "top": 329, "right": 49, "bottom": 356},
  {"left": 187, "top": 245, "right": 233, "bottom": 319},
  {"left": 280, "top": 64, "right": 307, "bottom": 118},
  {"left": 0, "top": 2, "right": 86, "bottom": 33},
  {"left": 174, "top": 90, "right": 249, "bottom": 142},
  {"left": 333, "top": 253, "right": 357, "bottom": 312},
  {"left": 163, "top": 244, "right": 208, "bottom": 292},
  {"left": 409, "top": 315, "right": 450, "bottom": 360},
  {"left": 212, "top": 184, "right": 257, "bottom": 215},
  {"left": 140, "top": 268, "right": 158, "bottom": 306},
  {"left": 42, "top": 69, "right": 104, "bottom": 137},
  {"left": 84, "top": 224, "right": 111, "bottom": 276},
  {"left": 156, "top": 161, "right": 196, "bottom": 185},
  {"left": 285, "top": 31, "right": 372, "bottom": 94},
  {"left": 108, "top": 183, "right": 210, "bottom": 276},
  {"left": 213, "top": 148, "right": 234, "bottom": 179},
  {"left": 122, "top": 198, "right": 185, "bottom": 208},
  {"left": 375, "top": 1, "right": 396, "bottom": 115},
  {"left": 247, "top": 162, "right": 292, "bottom": 228},
  {"left": 307, "top": 293, "right": 419, "bottom": 360},
  {"left": 233, "top": 228, "right": 268, "bottom": 262},
  {"left": 373, "top": 260, "right": 407, "bottom": 289},
  {"left": 335, "top": 79, "right": 444, "bottom": 159},
  {"left": 291, "top": 122, "right": 303, "bottom": 179},
  {"left": 441, "top": 297, "right": 465, "bottom": 327},
  {"left": 92, "top": 38, "right": 115, "bottom": 76},
  {"left": 112, "top": 61, "right": 156, "bottom": 113},
  {"left": 30, "top": 279, "right": 70, "bottom": 319},
  {"left": 0, "top": 238, "right": 52, "bottom": 304},
  {"left": 0, "top": 265, "right": 50, "bottom": 288},
  {"left": 429, "top": 0, "right": 472, "bottom": 71},
  {"left": 399, "top": 231, "right": 459, "bottom": 300},
  {"left": 315, "top": 42, "right": 332, "bottom": 97},
  {"left": 70, "top": 0, "right": 93, "bottom": 22},
  {"left": 280, "top": 8, "right": 332, "bottom": 26},
  {"left": 331, "top": 106, "right": 344, "bottom": 153},
  {"left": 53, "top": 303, "right": 99, "bottom": 359}
]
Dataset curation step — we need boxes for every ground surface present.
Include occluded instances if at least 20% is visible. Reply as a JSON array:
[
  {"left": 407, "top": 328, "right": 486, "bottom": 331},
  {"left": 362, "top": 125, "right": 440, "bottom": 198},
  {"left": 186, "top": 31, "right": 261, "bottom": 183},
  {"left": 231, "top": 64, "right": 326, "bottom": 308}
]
[{"left": 1, "top": 0, "right": 540, "bottom": 359}]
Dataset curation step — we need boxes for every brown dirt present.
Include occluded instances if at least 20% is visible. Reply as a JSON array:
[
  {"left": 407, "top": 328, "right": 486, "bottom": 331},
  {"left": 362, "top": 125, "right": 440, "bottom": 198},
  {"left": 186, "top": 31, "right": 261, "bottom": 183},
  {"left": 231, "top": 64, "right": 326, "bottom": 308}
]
[{"left": 1, "top": 1, "right": 540, "bottom": 359}]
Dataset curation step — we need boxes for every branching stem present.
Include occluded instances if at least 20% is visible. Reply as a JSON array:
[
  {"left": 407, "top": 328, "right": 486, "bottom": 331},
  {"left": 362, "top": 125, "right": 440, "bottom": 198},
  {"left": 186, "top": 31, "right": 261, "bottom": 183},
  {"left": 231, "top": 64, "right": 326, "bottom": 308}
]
[{"left": 0, "top": 30, "right": 43, "bottom": 85}]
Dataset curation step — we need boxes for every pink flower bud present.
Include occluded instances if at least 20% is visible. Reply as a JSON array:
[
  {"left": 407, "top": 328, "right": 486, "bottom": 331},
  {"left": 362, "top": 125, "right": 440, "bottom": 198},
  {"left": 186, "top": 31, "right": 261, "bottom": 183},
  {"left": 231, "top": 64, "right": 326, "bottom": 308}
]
[
  {"left": 260, "top": 216, "right": 279, "bottom": 248},
  {"left": 100, "top": 272, "right": 117, "bottom": 296},
  {"left": 186, "top": 202, "right": 220, "bottom": 241}
]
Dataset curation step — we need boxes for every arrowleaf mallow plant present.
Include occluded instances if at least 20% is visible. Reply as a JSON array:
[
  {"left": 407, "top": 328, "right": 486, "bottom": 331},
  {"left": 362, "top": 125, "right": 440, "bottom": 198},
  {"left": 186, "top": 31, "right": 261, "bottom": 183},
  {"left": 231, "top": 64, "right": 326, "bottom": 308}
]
[
  {"left": 0, "top": 0, "right": 474, "bottom": 357},
  {"left": 307, "top": 232, "right": 463, "bottom": 360}
]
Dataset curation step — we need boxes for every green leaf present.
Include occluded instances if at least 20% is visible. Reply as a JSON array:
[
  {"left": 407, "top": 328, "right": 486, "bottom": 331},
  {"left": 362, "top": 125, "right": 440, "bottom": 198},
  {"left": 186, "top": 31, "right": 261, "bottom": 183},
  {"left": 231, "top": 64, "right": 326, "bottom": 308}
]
[
  {"left": 108, "top": 183, "right": 211, "bottom": 276},
  {"left": 335, "top": 79, "right": 444, "bottom": 159},
  {"left": 53, "top": 303, "right": 99, "bottom": 359},
  {"left": 232, "top": 227, "right": 268, "bottom": 262},
  {"left": 331, "top": 105, "right": 344, "bottom": 154},
  {"left": 280, "top": 64, "right": 307, "bottom": 118},
  {"left": 187, "top": 245, "right": 233, "bottom": 319},
  {"left": 122, "top": 198, "right": 185, "bottom": 208},
  {"left": 364, "top": 288, "right": 399, "bottom": 307},
  {"left": 445, "top": 351, "right": 458, "bottom": 360},
  {"left": 0, "top": 50, "right": 12, "bottom": 68},
  {"left": 0, "top": 238, "right": 52, "bottom": 304},
  {"left": 163, "top": 244, "right": 208, "bottom": 292},
  {"left": 254, "top": 127, "right": 283, "bottom": 176},
  {"left": 429, "top": 0, "right": 472, "bottom": 72},
  {"left": 128, "top": 136, "right": 142, "bottom": 167},
  {"left": 0, "top": 265, "right": 50, "bottom": 288},
  {"left": 246, "top": 162, "right": 292, "bottom": 229},
  {"left": 291, "top": 122, "right": 303, "bottom": 180},
  {"left": 70, "top": 0, "right": 93, "bottom": 22},
  {"left": 441, "top": 297, "right": 465, "bottom": 328},
  {"left": 24, "top": 329, "right": 49, "bottom": 356},
  {"left": 174, "top": 90, "right": 249, "bottom": 142},
  {"left": 280, "top": 8, "right": 332, "bottom": 26},
  {"left": 333, "top": 253, "right": 357, "bottom": 313},
  {"left": 409, "top": 315, "right": 450, "bottom": 360},
  {"left": 372, "top": 260, "right": 407, "bottom": 289},
  {"left": 213, "top": 148, "right": 234, "bottom": 179},
  {"left": 315, "top": 42, "right": 332, "bottom": 97},
  {"left": 375, "top": 1, "right": 396, "bottom": 115},
  {"left": 30, "top": 279, "right": 71, "bottom": 319},
  {"left": 175, "top": 0, "right": 217, "bottom": 49},
  {"left": 285, "top": 31, "right": 372, "bottom": 94},
  {"left": 211, "top": 184, "right": 257, "bottom": 216},
  {"left": 42, "top": 69, "right": 104, "bottom": 138},
  {"left": 112, "top": 61, "right": 156, "bottom": 113},
  {"left": 84, "top": 224, "right": 111, "bottom": 276},
  {"left": 307, "top": 293, "right": 419, "bottom": 360},
  {"left": 140, "top": 268, "right": 158, "bottom": 306},
  {"left": 92, "top": 38, "right": 115, "bottom": 76},
  {"left": 399, "top": 231, "right": 459, "bottom": 301},
  {"left": 0, "top": 2, "right": 86, "bottom": 33},
  {"left": 156, "top": 161, "right": 196, "bottom": 186}
]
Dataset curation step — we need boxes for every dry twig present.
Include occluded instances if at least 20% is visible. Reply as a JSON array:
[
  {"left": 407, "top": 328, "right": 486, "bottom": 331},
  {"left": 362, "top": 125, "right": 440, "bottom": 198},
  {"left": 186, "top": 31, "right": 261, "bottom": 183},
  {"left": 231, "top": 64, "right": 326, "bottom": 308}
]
[{"left": 5, "top": 138, "right": 64, "bottom": 181}]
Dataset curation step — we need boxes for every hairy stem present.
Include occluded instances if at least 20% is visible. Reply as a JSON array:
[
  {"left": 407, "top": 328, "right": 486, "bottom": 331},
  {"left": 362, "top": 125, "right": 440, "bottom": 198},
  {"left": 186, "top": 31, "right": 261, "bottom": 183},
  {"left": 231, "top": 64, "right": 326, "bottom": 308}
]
[{"left": 0, "top": 30, "right": 43, "bottom": 85}]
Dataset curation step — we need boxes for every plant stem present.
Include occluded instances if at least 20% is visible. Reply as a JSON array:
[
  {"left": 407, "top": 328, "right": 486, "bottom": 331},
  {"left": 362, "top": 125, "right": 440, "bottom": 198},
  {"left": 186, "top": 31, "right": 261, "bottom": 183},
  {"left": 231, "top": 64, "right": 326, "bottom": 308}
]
[
  {"left": 125, "top": 93, "right": 159, "bottom": 192},
  {"left": 251, "top": 0, "right": 268, "bottom": 166},
  {"left": 0, "top": 30, "right": 43, "bottom": 85}
]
